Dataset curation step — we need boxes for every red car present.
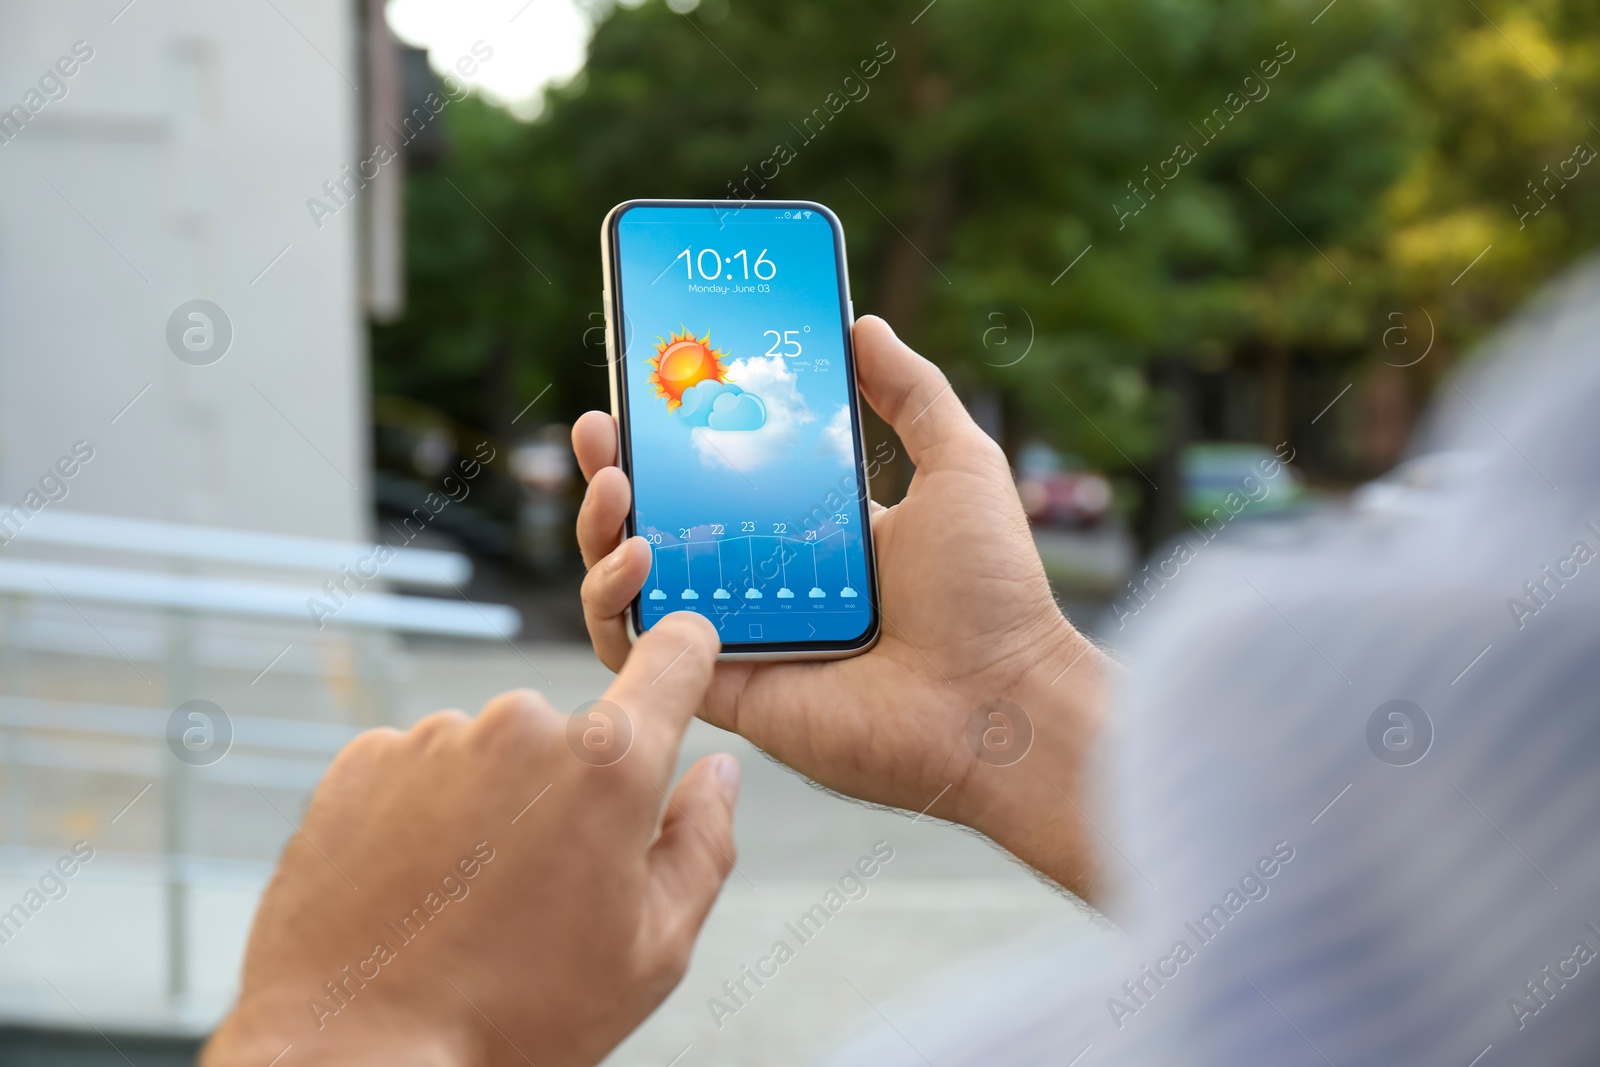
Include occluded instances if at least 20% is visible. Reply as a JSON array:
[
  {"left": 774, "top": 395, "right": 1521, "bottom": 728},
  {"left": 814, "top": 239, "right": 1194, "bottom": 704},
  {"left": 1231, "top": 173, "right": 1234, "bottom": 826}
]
[{"left": 1015, "top": 443, "right": 1113, "bottom": 528}]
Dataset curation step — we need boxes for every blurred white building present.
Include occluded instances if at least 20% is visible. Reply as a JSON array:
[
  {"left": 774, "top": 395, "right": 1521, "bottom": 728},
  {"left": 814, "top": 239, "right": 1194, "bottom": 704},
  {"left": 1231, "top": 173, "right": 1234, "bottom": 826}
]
[
  {"left": 0, "top": 0, "right": 418, "bottom": 1047},
  {"left": 0, "top": 0, "right": 405, "bottom": 540}
]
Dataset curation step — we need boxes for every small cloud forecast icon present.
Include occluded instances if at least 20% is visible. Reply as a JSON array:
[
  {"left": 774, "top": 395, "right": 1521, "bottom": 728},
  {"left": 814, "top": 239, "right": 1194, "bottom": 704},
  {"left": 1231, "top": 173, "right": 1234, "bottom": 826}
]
[{"left": 650, "top": 327, "right": 766, "bottom": 431}]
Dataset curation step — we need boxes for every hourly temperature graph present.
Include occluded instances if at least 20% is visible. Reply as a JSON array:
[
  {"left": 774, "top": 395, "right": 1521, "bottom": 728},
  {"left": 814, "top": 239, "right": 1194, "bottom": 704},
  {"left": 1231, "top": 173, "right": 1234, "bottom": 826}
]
[
  {"left": 640, "top": 521, "right": 863, "bottom": 636},
  {"left": 614, "top": 204, "right": 874, "bottom": 646}
]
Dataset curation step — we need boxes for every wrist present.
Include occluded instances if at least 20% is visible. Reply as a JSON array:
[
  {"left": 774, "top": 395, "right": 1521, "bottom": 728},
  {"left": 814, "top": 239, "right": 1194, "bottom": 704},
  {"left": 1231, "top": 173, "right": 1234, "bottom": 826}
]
[
  {"left": 955, "top": 614, "right": 1114, "bottom": 902},
  {"left": 205, "top": 989, "right": 475, "bottom": 1067}
]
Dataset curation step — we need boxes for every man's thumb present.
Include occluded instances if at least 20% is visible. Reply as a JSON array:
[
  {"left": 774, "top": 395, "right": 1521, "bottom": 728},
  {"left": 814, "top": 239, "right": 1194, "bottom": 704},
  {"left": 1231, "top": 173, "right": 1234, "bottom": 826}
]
[{"left": 852, "top": 314, "right": 989, "bottom": 469}]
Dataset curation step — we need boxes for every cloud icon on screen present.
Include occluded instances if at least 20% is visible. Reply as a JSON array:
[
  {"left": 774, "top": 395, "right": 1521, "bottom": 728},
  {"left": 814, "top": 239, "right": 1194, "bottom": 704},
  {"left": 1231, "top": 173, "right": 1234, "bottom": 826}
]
[
  {"left": 707, "top": 391, "right": 767, "bottom": 431},
  {"left": 676, "top": 379, "right": 767, "bottom": 431},
  {"left": 677, "top": 380, "right": 738, "bottom": 426}
]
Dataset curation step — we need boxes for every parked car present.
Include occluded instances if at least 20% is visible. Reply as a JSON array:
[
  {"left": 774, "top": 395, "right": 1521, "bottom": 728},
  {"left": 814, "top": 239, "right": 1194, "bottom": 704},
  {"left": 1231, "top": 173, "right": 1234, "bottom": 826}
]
[
  {"left": 1015, "top": 442, "right": 1113, "bottom": 528},
  {"left": 1181, "top": 442, "right": 1306, "bottom": 523}
]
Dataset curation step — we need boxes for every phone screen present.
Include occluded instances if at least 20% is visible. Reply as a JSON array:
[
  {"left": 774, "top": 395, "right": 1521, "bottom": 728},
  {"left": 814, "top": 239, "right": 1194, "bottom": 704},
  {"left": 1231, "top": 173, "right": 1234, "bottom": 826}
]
[{"left": 609, "top": 202, "right": 877, "bottom": 652}]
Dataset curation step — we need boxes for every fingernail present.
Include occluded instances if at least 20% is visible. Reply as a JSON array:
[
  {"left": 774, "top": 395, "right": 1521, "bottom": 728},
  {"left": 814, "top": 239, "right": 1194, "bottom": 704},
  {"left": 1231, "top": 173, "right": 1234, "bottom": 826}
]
[{"left": 714, "top": 755, "right": 741, "bottom": 805}]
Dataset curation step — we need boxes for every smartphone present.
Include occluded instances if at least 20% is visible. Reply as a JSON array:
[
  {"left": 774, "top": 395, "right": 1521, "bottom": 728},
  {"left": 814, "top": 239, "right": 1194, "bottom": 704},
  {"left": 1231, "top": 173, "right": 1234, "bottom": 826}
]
[{"left": 600, "top": 199, "right": 880, "bottom": 660}]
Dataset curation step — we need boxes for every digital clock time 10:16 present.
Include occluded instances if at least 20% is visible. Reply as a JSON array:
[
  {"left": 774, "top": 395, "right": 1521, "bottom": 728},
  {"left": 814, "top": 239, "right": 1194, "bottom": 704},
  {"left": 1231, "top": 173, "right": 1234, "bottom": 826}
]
[{"left": 670, "top": 247, "right": 777, "bottom": 282}]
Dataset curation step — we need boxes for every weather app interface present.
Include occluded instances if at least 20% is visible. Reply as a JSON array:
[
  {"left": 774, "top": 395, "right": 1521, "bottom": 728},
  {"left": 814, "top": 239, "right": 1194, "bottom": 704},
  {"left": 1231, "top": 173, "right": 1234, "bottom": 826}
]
[{"left": 615, "top": 205, "right": 872, "bottom": 647}]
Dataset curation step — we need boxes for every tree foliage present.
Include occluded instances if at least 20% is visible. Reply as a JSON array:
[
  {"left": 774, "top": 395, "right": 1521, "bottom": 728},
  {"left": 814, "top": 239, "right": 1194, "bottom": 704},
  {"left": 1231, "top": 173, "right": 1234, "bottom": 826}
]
[{"left": 372, "top": 0, "right": 1600, "bottom": 496}]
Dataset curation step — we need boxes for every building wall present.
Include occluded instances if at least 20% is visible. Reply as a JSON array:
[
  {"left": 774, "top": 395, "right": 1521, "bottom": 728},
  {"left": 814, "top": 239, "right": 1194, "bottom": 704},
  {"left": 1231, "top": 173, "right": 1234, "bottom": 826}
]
[{"left": 0, "top": 0, "right": 369, "bottom": 540}]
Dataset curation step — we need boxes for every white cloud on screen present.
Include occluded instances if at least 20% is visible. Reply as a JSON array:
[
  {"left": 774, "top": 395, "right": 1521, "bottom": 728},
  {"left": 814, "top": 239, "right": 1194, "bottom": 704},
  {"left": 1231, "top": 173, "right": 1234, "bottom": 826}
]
[
  {"left": 690, "top": 355, "right": 813, "bottom": 474},
  {"left": 819, "top": 404, "right": 854, "bottom": 466}
]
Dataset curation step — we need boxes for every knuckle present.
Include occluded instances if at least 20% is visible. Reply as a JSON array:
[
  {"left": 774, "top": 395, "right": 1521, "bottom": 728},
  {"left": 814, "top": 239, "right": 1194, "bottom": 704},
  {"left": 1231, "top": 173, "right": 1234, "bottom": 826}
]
[
  {"left": 407, "top": 708, "right": 471, "bottom": 746},
  {"left": 654, "top": 948, "right": 690, "bottom": 992},
  {"left": 973, "top": 429, "right": 1008, "bottom": 466},
  {"left": 582, "top": 562, "right": 637, "bottom": 616},
  {"left": 578, "top": 474, "right": 606, "bottom": 517},
  {"left": 580, "top": 564, "right": 610, "bottom": 603},
  {"left": 640, "top": 933, "right": 693, "bottom": 995},
  {"left": 580, "top": 469, "right": 621, "bottom": 521},
  {"left": 327, "top": 726, "right": 400, "bottom": 776},
  {"left": 476, "top": 687, "right": 558, "bottom": 738},
  {"left": 898, "top": 370, "right": 948, "bottom": 425}
]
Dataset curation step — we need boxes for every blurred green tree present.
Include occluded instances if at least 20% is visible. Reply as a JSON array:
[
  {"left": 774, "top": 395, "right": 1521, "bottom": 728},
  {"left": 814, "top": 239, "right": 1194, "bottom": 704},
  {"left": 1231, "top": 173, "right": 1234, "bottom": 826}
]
[{"left": 372, "top": 0, "right": 1599, "bottom": 540}]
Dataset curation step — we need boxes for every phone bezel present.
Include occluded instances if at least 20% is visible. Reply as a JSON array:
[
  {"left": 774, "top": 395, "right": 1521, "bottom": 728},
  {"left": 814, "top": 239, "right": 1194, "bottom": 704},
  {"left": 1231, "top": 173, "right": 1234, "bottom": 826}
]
[{"left": 601, "top": 198, "right": 881, "bottom": 661}]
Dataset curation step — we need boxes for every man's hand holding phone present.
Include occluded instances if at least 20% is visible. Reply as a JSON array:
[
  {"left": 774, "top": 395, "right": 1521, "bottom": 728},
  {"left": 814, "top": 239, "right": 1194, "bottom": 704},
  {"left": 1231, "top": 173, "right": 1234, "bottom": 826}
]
[{"left": 574, "top": 315, "right": 1114, "bottom": 902}]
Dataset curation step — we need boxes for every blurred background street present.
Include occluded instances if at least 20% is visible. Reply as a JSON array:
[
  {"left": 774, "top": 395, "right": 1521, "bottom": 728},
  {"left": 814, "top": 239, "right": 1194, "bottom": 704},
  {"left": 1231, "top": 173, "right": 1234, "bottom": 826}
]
[{"left": 1, "top": 0, "right": 1596, "bottom": 1060}]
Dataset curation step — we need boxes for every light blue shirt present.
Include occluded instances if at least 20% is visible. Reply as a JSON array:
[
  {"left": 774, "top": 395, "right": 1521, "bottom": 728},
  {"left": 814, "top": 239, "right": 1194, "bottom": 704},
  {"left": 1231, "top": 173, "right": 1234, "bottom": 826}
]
[{"left": 821, "top": 260, "right": 1600, "bottom": 1066}]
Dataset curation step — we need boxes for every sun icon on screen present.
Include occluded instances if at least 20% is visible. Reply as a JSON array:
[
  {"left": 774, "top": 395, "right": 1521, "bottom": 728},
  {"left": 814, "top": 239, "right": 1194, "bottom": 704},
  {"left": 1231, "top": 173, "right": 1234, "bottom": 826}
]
[{"left": 649, "top": 327, "right": 729, "bottom": 410}]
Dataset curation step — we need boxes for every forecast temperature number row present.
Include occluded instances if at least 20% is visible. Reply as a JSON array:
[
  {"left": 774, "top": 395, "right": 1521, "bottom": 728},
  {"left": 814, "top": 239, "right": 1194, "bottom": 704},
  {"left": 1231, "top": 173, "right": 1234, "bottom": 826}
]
[{"left": 643, "top": 516, "right": 851, "bottom": 545}]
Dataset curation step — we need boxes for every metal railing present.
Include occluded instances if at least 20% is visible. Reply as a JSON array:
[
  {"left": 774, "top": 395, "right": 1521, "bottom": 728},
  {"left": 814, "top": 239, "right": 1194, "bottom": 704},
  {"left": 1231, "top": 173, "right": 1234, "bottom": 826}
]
[{"left": 0, "top": 512, "right": 522, "bottom": 1022}]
